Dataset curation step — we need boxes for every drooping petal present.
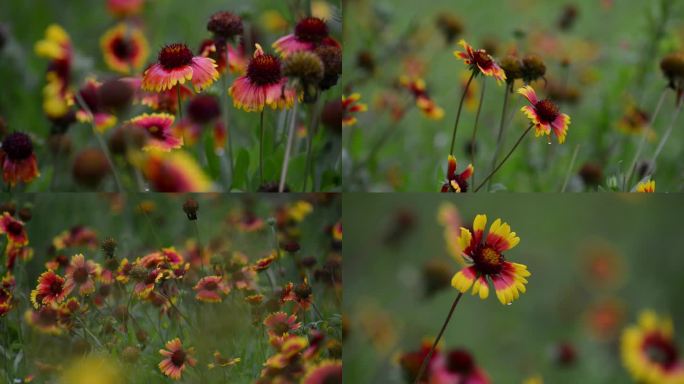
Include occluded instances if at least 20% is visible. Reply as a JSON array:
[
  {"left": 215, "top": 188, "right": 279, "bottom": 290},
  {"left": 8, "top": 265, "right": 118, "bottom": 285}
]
[
  {"left": 551, "top": 113, "right": 571, "bottom": 144},
  {"left": 451, "top": 266, "right": 477, "bottom": 293},
  {"left": 517, "top": 86, "right": 538, "bottom": 105}
]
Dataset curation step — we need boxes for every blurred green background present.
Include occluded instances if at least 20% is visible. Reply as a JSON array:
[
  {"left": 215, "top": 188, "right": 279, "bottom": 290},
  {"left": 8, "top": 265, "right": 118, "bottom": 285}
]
[
  {"left": 343, "top": 0, "right": 684, "bottom": 192},
  {"left": 343, "top": 193, "right": 684, "bottom": 382},
  {"left": 0, "top": 0, "right": 342, "bottom": 191}
]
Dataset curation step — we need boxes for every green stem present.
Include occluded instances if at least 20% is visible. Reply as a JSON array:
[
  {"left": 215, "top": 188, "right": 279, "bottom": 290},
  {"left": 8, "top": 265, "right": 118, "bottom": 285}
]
[
  {"left": 193, "top": 220, "right": 205, "bottom": 273},
  {"left": 448, "top": 72, "right": 475, "bottom": 155},
  {"left": 469, "top": 78, "right": 487, "bottom": 185},
  {"left": 625, "top": 88, "right": 667, "bottom": 190},
  {"left": 488, "top": 82, "right": 512, "bottom": 191},
  {"left": 279, "top": 98, "right": 299, "bottom": 192},
  {"left": 649, "top": 96, "right": 684, "bottom": 174},
  {"left": 73, "top": 93, "right": 123, "bottom": 192},
  {"left": 561, "top": 144, "right": 580, "bottom": 192},
  {"left": 259, "top": 110, "right": 265, "bottom": 186},
  {"left": 223, "top": 44, "right": 234, "bottom": 190},
  {"left": 475, "top": 124, "right": 533, "bottom": 192},
  {"left": 413, "top": 291, "right": 465, "bottom": 384},
  {"left": 303, "top": 99, "right": 322, "bottom": 191}
]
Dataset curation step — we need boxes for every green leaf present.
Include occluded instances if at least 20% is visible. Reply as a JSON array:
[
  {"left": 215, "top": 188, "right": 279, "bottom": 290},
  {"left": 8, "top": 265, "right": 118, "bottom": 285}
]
[
  {"left": 233, "top": 148, "right": 250, "bottom": 189},
  {"left": 203, "top": 134, "right": 221, "bottom": 180}
]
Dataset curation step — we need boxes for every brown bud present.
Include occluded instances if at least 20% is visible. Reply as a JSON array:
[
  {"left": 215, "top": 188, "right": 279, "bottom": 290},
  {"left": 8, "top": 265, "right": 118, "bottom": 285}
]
[
  {"left": 182, "top": 198, "right": 199, "bottom": 221},
  {"left": 72, "top": 148, "right": 111, "bottom": 188},
  {"left": 521, "top": 54, "right": 546, "bottom": 82}
]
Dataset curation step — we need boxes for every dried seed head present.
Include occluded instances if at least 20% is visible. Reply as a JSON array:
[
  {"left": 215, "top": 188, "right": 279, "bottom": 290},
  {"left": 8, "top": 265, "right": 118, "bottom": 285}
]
[
  {"left": 182, "top": 198, "right": 199, "bottom": 221},
  {"left": 521, "top": 54, "right": 546, "bottom": 82},
  {"left": 660, "top": 53, "right": 684, "bottom": 87},
  {"left": 101, "top": 237, "right": 117, "bottom": 258},
  {"left": 135, "top": 329, "right": 148, "bottom": 344},
  {"left": 283, "top": 51, "right": 325, "bottom": 85},
  {"left": 122, "top": 346, "right": 141, "bottom": 363},
  {"left": 48, "top": 133, "right": 72, "bottom": 155},
  {"left": 72, "top": 148, "right": 111, "bottom": 188},
  {"left": 356, "top": 50, "right": 376, "bottom": 74},
  {"left": 2, "top": 132, "right": 34, "bottom": 161},
  {"left": 294, "top": 17, "right": 329, "bottom": 43},
  {"left": 98, "top": 78, "right": 134, "bottom": 113},
  {"left": 500, "top": 55, "right": 523, "bottom": 82},
  {"left": 579, "top": 162, "right": 603, "bottom": 187},
  {"left": 435, "top": 12, "right": 463, "bottom": 43},
  {"left": 108, "top": 125, "right": 146, "bottom": 155},
  {"left": 558, "top": 4, "right": 579, "bottom": 31},
  {"left": 18, "top": 206, "right": 32, "bottom": 222},
  {"left": 187, "top": 95, "right": 221, "bottom": 124},
  {"left": 207, "top": 11, "right": 243, "bottom": 41},
  {"left": 315, "top": 45, "right": 342, "bottom": 91}
]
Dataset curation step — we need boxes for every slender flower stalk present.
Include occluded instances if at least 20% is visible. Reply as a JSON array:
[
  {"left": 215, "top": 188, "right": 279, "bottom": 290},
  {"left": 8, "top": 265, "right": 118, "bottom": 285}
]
[
  {"left": 475, "top": 124, "right": 533, "bottom": 192},
  {"left": 303, "top": 99, "right": 322, "bottom": 191},
  {"left": 560, "top": 144, "right": 580, "bottom": 192},
  {"left": 649, "top": 97, "right": 684, "bottom": 172},
  {"left": 259, "top": 110, "right": 265, "bottom": 185},
  {"left": 222, "top": 48, "right": 234, "bottom": 190},
  {"left": 176, "top": 84, "right": 182, "bottom": 120},
  {"left": 469, "top": 78, "right": 486, "bottom": 185},
  {"left": 413, "top": 290, "right": 467, "bottom": 384},
  {"left": 625, "top": 87, "right": 667, "bottom": 189},
  {"left": 488, "top": 83, "right": 512, "bottom": 190},
  {"left": 73, "top": 92, "right": 122, "bottom": 192},
  {"left": 448, "top": 72, "right": 475, "bottom": 155},
  {"left": 279, "top": 98, "right": 299, "bottom": 192}
]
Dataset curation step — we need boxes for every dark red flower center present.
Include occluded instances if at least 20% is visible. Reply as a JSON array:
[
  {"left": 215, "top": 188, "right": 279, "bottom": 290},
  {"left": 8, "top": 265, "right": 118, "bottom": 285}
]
[
  {"left": 112, "top": 37, "right": 135, "bottom": 59},
  {"left": 2, "top": 132, "right": 34, "bottom": 161},
  {"left": 49, "top": 279, "right": 63, "bottom": 295},
  {"left": 273, "top": 321, "right": 291, "bottom": 336},
  {"left": 535, "top": 99, "right": 560, "bottom": 123},
  {"left": 204, "top": 281, "right": 218, "bottom": 291},
  {"left": 171, "top": 349, "right": 186, "bottom": 367},
  {"left": 37, "top": 307, "right": 59, "bottom": 325},
  {"left": 472, "top": 244, "right": 504, "bottom": 274},
  {"left": 247, "top": 54, "right": 282, "bottom": 86},
  {"left": 446, "top": 349, "right": 475, "bottom": 374},
  {"left": 7, "top": 221, "right": 23, "bottom": 236},
  {"left": 643, "top": 333, "right": 679, "bottom": 370},
  {"left": 187, "top": 95, "right": 221, "bottom": 124},
  {"left": 295, "top": 284, "right": 312, "bottom": 300},
  {"left": 145, "top": 125, "right": 167, "bottom": 140},
  {"left": 473, "top": 50, "right": 493, "bottom": 68},
  {"left": 73, "top": 267, "right": 89, "bottom": 284},
  {"left": 144, "top": 271, "right": 158, "bottom": 284},
  {"left": 158, "top": 43, "right": 194, "bottom": 71},
  {"left": 294, "top": 17, "right": 329, "bottom": 43}
]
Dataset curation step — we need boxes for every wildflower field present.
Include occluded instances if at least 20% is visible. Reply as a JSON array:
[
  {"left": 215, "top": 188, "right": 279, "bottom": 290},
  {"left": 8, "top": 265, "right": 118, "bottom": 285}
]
[
  {"left": 342, "top": 0, "right": 684, "bottom": 192},
  {"left": 343, "top": 194, "right": 684, "bottom": 383},
  {"left": 0, "top": 193, "right": 342, "bottom": 383},
  {"left": 0, "top": 0, "right": 342, "bottom": 192}
]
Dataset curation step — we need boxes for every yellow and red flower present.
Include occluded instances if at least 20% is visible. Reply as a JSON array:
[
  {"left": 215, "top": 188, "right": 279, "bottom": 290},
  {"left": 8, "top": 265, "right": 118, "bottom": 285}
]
[
  {"left": 198, "top": 39, "right": 247, "bottom": 76},
  {"left": 24, "top": 304, "right": 64, "bottom": 335},
  {"left": 635, "top": 180, "right": 655, "bottom": 193},
  {"left": 622, "top": 310, "right": 684, "bottom": 383},
  {"left": 193, "top": 275, "right": 230, "bottom": 303},
  {"left": 100, "top": 23, "right": 149, "bottom": 74},
  {"left": 128, "top": 113, "right": 183, "bottom": 151},
  {"left": 253, "top": 252, "right": 278, "bottom": 272},
  {"left": 229, "top": 44, "right": 297, "bottom": 112},
  {"left": 142, "top": 43, "right": 218, "bottom": 92},
  {"left": 34, "top": 24, "right": 72, "bottom": 63},
  {"left": 159, "top": 338, "right": 197, "bottom": 380},
  {"left": 518, "top": 85, "right": 571, "bottom": 144},
  {"left": 138, "top": 150, "right": 212, "bottom": 192},
  {"left": 31, "top": 270, "right": 72, "bottom": 308},
  {"left": 53, "top": 226, "right": 98, "bottom": 250},
  {"left": 273, "top": 17, "right": 340, "bottom": 57},
  {"left": 342, "top": 93, "right": 367, "bottom": 127},
  {"left": 618, "top": 105, "right": 654, "bottom": 138},
  {"left": 399, "top": 76, "right": 445, "bottom": 120},
  {"left": 454, "top": 40, "right": 506, "bottom": 84},
  {"left": 207, "top": 351, "right": 241, "bottom": 369},
  {"left": 430, "top": 348, "right": 491, "bottom": 384},
  {"left": 302, "top": 360, "right": 342, "bottom": 384},
  {"left": 441, "top": 155, "right": 473, "bottom": 193},
  {"left": 451, "top": 214, "right": 531, "bottom": 305},
  {"left": 264, "top": 311, "right": 302, "bottom": 339},
  {"left": 0, "top": 132, "right": 40, "bottom": 187},
  {"left": 0, "top": 212, "right": 28, "bottom": 246},
  {"left": 35, "top": 25, "right": 74, "bottom": 121},
  {"left": 64, "top": 254, "right": 101, "bottom": 296}
]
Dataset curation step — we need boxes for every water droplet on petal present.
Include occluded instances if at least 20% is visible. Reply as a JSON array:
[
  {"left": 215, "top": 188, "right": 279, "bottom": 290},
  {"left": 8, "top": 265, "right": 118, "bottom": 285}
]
[{"left": 506, "top": 302, "right": 513, "bottom": 306}]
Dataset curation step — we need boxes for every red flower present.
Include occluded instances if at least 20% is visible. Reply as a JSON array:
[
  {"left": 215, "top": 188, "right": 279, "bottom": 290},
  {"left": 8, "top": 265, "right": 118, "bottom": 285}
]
[
  {"left": 518, "top": 86, "right": 571, "bottom": 143},
  {"left": 64, "top": 254, "right": 101, "bottom": 296},
  {"left": 441, "top": 155, "right": 473, "bottom": 193},
  {"left": 454, "top": 40, "right": 506, "bottom": 84},
  {"left": 193, "top": 275, "right": 230, "bottom": 303},
  {"left": 273, "top": 17, "right": 340, "bottom": 57},
  {"left": 0, "top": 132, "right": 39, "bottom": 186},
  {"left": 158, "top": 338, "right": 197, "bottom": 380},
  {"left": 31, "top": 270, "right": 72, "bottom": 308},
  {"left": 0, "top": 212, "right": 28, "bottom": 246},
  {"left": 142, "top": 43, "right": 218, "bottom": 92}
]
